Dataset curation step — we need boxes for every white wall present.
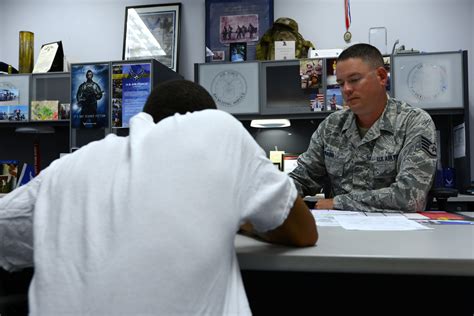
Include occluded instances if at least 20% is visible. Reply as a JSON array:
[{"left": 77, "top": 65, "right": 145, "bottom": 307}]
[
  {"left": 1, "top": 0, "right": 472, "bottom": 79},
  {"left": 275, "top": 0, "right": 472, "bottom": 53},
  {"left": 0, "top": 1, "right": 5, "bottom": 60},
  {"left": 0, "top": 0, "right": 206, "bottom": 79},
  {"left": 1, "top": 0, "right": 473, "bottom": 181}
]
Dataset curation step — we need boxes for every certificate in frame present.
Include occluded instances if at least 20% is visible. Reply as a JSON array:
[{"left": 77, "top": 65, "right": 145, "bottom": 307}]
[
  {"left": 123, "top": 3, "right": 181, "bottom": 73},
  {"left": 392, "top": 51, "right": 464, "bottom": 109},
  {"left": 205, "top": 0, "right": 273, "bottom": 62}
]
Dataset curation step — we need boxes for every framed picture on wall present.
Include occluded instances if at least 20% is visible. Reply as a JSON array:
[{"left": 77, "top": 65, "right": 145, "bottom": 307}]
[
  {"left": 205, "top": 0, "right": 273, "bottom": 62},
  {"left": 122, "top": 3, "right": 181, "bottom": 72},
  {"left": 229, "top": 42, "right": 247, "bottom": 62}
]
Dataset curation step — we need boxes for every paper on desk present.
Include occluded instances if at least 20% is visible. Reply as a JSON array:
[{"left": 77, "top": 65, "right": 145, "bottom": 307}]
[
  {"left": 311, "top": 210, "right": 360, "bottom": 226},
  {"left": 334, "top": 215, "right": 431, "bottom": 231},
  {"left": 403, "top": 213, "right": 430, "bottom": 220}
]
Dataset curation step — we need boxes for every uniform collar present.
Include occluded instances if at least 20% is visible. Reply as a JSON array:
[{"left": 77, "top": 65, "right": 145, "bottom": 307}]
[{"left": 341, "top": 96, "right": 396, "bottom": 135}]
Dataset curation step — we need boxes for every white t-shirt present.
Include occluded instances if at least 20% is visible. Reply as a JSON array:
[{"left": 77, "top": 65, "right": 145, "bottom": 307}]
[{"left": 0, "top": 110, "right": 297, "bottom": 315}]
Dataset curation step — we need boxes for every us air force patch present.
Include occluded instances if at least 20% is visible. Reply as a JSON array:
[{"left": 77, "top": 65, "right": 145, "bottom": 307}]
[{"left": 420, "top": 136, "right": 437, "bottom": 158}]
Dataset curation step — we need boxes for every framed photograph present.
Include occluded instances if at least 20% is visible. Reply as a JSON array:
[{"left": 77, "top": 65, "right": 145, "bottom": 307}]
[
  {"left": 211, "top": 50, "right": 225, "bottom": 62},
  {"left": 325, "top": 88, "right": 343, "bottom": 111},
  {"left": 229, "top": 42, "right": 247, "bottom": 62},
  {"left": 299, "top": 59, "right": 323, "bottom": 90},
  {"left": 123, "top": 3, "right": 181, "bottom": 73},
  {"left": 205, "top": 0, "right": 273, "bottom": 61}
]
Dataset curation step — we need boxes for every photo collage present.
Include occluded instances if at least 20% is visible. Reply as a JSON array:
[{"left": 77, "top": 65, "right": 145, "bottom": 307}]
[{"left": 300, "top": 58, "right": 345, "bottom": 112}]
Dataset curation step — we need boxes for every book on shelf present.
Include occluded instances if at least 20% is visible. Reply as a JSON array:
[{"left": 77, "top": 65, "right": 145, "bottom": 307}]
[
  {"left": 0, "top": 159, "right": 19, "bottom": 193},
  {"left": 16, "top": 163, "right": 36, "bottom": 189}
]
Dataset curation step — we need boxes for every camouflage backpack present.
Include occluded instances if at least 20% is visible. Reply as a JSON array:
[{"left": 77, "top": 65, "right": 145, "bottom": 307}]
[{"left": 256, "top": 17, "right": 315, "bottom": 60}]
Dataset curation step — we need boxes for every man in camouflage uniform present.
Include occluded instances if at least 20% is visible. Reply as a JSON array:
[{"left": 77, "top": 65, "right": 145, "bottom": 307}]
[{"left": 289, "top": 43, "right": 437, "bottom": 212}]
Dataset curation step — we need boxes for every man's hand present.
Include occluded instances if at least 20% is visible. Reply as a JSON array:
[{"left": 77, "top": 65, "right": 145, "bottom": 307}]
[
  {"left": 315, "top": 198, "right": 334, "bottom": 209},
  {"left": 239, "top": 222, "right": 254, "bottom": 235},
  {"left": 238, "top": 196, "right": 318, "bottom": 247}
]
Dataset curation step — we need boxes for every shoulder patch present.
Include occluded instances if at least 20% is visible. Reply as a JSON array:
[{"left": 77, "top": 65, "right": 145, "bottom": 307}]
[{"left": 420, "top": 136, "right": 437, "bottom": 158}]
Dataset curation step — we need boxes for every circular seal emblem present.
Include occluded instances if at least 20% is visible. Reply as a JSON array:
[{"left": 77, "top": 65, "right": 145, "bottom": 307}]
[
  {"left": 211, "top": 70, "right": 247, "bottom": 107},
  {"left": 407, "top": 63, "right": 447, "bottom": 102}
]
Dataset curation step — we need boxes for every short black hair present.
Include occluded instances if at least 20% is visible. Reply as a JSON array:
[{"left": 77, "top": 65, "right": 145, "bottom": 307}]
[
  {"left": 142, "top": 80, "right": 217, "bottom": 123},
  {"left": 337, "top": 43, "right": 384, "bottom": 69}
]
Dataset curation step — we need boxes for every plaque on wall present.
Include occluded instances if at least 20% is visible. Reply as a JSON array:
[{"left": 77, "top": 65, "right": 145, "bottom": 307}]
[
  {"left": 32, "top": 41, "right": 64, "bottom": 73},
  {"left": 197, "top": 61, "right": 259, "bottom": 114},
  {"left": 392, "top": 51, "right": 464, "bottom": 109}
]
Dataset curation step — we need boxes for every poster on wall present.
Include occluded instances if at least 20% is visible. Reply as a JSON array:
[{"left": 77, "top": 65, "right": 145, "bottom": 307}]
[
  {"left": 205, "top": 0, "right": 273, "bottom": 61},
  {"left": 112, "top": 62, "right": 152, "bottom": 128},
  {"left": 71, "top": 63, "right": 110, "bottom": 129}
]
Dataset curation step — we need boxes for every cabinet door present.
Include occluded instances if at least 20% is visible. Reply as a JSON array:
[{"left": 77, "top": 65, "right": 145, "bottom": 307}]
[
  {"left": 260, "top": 59, "right": 327, "bottom": 115},
  {"left": 31, "top": 73, "right": 71, "bottom": 121},
  {"left": 392, "top": 51, "right": 464, "bottom": 109},
  {"left": 196, "top": 61, "right": 259, "bottom": 114}
]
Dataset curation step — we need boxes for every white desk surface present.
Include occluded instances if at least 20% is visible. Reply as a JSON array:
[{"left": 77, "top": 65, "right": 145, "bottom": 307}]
[{"left": 235, "top": 224, "right": 474, "bottom": 277}]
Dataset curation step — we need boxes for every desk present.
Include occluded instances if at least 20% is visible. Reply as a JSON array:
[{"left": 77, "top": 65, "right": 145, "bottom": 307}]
[{"left": 236, "top": 225, "right": 474, "bottom": 314}]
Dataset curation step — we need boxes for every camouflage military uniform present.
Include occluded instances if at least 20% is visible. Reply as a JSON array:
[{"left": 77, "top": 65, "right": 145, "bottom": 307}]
[{"left": 289, "top": 97, "right": 437, "bottom": 212}]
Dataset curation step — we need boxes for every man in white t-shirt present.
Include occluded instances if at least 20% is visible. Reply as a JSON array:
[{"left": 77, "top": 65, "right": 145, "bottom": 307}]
[{"left": 0, "top": 80, "right": 317, "bottom": 315}]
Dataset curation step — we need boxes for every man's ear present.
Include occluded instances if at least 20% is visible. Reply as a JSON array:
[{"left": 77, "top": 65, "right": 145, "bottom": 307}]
[{"left": 376, "top": 66, "right": 388, "bottom": 87}]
